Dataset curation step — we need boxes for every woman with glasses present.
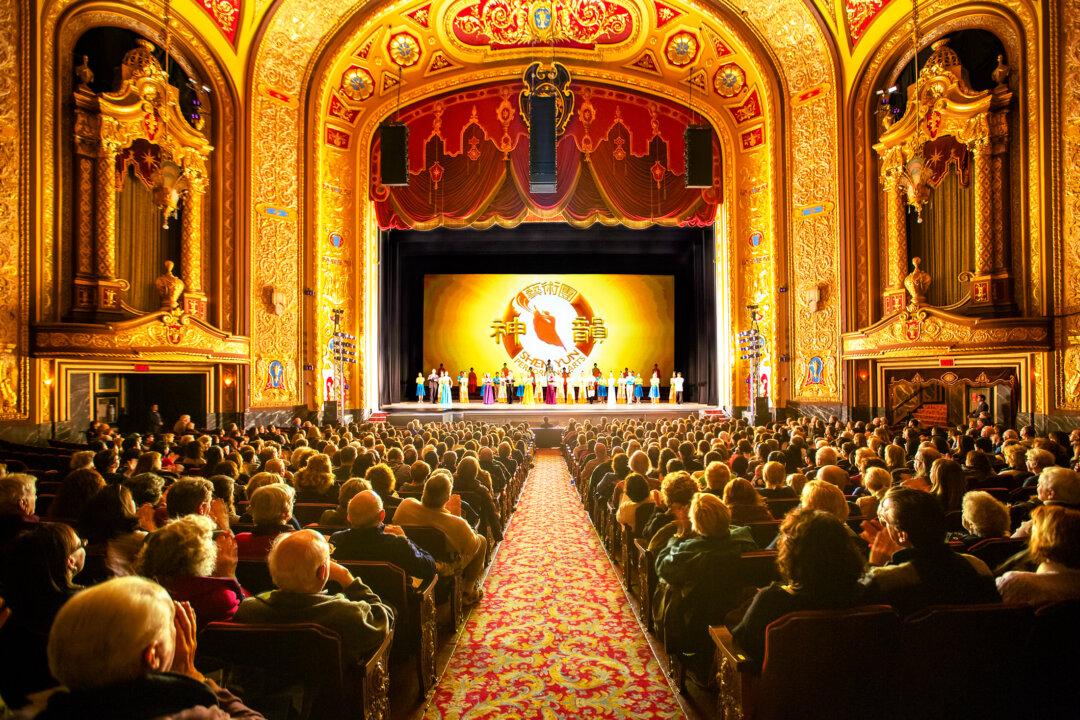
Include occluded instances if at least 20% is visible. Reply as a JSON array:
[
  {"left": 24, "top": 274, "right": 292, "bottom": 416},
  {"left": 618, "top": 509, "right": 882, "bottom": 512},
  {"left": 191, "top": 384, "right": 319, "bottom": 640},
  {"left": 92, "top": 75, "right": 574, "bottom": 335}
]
[{"left": 0, "top": 523, "right": 86, "bottom": 709}]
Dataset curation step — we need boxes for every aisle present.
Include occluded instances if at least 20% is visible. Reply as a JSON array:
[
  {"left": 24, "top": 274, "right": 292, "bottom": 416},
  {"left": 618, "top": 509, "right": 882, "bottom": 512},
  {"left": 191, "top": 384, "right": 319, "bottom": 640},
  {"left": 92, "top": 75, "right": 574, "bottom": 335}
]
[{"left": 424, "top": 449, "right": 683, "bottom": 719}]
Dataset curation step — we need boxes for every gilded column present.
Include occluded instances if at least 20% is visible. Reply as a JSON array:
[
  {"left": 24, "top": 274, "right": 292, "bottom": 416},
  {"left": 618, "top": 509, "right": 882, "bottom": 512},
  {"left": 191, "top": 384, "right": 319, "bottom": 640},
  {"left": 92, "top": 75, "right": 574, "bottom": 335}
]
[
  {"left": 970, "top": 140, "right": 994, "bottom": 305},
  {"left": 181, "top": 170, "right": 208, "bottom": 319},
  {"left": 881, "top": 175, "right": 908, "bottom": 315},
  {"left": 94, "top": 145, "right": 117, "bottom": 280}
]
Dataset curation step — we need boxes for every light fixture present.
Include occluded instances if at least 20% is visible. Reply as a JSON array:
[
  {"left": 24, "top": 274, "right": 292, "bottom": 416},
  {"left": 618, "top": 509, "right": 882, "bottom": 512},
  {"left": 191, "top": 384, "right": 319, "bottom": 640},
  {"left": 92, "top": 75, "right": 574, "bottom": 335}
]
[{"left": 899, "top": 0, "right": 930, "bottom": 223}]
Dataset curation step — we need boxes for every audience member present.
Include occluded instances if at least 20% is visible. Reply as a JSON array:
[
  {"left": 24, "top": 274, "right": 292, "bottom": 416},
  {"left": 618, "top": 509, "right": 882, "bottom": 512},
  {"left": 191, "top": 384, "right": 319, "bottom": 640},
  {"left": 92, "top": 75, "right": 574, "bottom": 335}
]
[{"left": 330, "top": 490, "right": 437, "bottom": 582}]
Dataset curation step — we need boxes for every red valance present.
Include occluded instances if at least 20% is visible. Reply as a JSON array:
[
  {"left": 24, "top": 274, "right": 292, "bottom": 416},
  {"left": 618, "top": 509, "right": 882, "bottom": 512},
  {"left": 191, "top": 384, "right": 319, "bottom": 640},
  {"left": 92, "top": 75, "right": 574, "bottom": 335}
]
[{"left": 371, "top": 82, "right": 720, "bottom": 230}]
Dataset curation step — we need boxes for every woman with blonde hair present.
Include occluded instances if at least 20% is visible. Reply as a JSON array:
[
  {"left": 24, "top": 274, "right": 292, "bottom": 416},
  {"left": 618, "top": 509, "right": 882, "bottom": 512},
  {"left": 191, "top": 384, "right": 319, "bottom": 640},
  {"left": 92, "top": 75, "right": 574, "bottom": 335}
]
[
  {"left": 997, "top": 505, "right": 1080, "bottom": 604},
  {"left": 291, "top": 452, "right": 336, "bottom": 502},
  {"left": 722, "top": 478, "right": 773, "bottom": 525},
  {"left": 930, "top": 457, "right": 967, "bottom": 512},
  {"left": 856, "top": 466, "right": 892, "bottom": 520}
]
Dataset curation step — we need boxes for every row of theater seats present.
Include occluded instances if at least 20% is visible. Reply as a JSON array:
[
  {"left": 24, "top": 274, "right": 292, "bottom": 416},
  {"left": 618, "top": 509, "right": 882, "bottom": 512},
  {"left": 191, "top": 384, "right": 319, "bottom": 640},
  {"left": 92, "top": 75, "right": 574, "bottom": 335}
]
[{"left": 564, "top": 445, "right": 1079, "bottom": 720}]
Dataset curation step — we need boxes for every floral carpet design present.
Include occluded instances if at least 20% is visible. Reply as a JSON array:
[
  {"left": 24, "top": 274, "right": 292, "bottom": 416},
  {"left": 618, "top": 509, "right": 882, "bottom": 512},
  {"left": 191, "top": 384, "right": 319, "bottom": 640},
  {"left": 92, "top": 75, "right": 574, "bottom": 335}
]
[{"left": 425, "top": 449, "right": 682, "bottom": 719}]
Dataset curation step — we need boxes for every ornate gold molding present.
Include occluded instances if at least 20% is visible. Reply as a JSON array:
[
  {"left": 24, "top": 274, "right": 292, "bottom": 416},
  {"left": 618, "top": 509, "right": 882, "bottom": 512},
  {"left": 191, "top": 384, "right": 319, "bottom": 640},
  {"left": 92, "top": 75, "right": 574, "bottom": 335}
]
[{"left": 33, "top": 310, "right": 250, "bottom": 361}]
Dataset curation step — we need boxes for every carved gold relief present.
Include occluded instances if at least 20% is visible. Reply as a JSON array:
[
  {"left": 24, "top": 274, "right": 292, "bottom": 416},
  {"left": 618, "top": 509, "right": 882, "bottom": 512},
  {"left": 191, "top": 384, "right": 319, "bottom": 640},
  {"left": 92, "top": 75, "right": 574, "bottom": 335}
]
[
  {"left": 0, "top": 0, "right": 25, "bottom": 421},
  {"left": 1058, "top": 0, "right": 1080, "bottom": 410}
]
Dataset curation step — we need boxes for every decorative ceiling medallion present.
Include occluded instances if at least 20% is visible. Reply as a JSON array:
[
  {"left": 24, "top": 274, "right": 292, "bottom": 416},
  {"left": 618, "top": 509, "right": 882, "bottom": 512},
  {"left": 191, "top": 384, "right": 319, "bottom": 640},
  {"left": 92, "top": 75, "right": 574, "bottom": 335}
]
[
  {"left": 664, "top": 31, "right": 699, "bottom": 67},
  {"left": 387, "top": 31, "right": 422, "bottom": 67},
  {"left": 381, "top": 71, "right": 402, "bottom": 95},
  {"left": 845, "top": 0, "right": 894, "bottom": 46},
  {"left": 340, "top": 66, "right": 374, "bottom": 102},
  {"left": 626, "top": 50, "right": 662, "bottom": 75},
  {"left": 405, "top": 3, "right": 432, "bottom": 27},
  {"left": 652, "top": 1, "right": 682, "bottom": 28},
  {"left": 713, "top": 63, "right": 746, "bottom": 99},
  {"left": 703, "top": 26, "right": 733, "bottom": 58},
  {"left": 731, "top": 89, "right": 762, "bottom": 124},
  {"left": 682, "top": 69, "right": 708, "bottom": 93},
  {"left": 425, "top": 50, "right": 458, "bottom": 75},
  {"left": 451, "top": 0, "right": 633, "bottom": 50}
]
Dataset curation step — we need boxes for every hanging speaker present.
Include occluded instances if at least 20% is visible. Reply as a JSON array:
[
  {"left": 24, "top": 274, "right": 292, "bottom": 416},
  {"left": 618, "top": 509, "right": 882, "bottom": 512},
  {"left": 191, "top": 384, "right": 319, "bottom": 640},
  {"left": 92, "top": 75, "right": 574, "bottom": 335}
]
[
  {"left": 379, "top": 123, "right": 409, "bottom": 186},
  {"left": 529, "top": 95, "right": 557, "bottom": 194},
  {"left": 685, "top": 125, "right": 713, "bottom": 189}
]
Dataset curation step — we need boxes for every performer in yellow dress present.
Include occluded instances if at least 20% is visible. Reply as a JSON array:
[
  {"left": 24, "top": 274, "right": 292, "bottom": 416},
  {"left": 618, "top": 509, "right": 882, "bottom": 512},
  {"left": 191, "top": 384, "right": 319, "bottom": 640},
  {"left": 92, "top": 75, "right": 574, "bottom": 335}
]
[
  {"left": 458, "top": 371, "right": 469, "bottom": 403},
  {"left": 669, "top": 373, "right": 678, "bottom": 403},
  {"left": 523, "top": 371, "right": 535, "bottom": 405}
]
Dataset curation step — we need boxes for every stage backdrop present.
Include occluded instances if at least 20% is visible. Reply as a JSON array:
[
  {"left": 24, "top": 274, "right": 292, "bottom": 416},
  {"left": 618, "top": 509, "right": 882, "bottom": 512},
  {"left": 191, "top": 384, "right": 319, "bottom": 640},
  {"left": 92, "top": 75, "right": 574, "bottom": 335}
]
[{"left": 422, "top": 274, "right": 675, "bottom": 379}]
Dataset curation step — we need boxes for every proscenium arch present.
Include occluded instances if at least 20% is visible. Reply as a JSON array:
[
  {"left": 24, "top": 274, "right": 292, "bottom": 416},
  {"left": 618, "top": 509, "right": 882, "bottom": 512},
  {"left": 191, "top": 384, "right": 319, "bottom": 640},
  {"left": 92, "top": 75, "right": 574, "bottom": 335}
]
[
  {"left": 247, "top": 0, "right": 842, "bottom": 414},
  {"left": 303, "top": 0, "right": 783, "bottom": 411},
  {"left": 40, "top": 0, "right": 244, "bottom": 334}
]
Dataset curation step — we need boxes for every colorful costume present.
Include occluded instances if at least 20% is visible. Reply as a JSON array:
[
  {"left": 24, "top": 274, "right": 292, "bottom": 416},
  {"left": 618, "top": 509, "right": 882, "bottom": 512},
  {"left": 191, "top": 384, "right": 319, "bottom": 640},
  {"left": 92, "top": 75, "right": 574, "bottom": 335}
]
[
  {"left": 416, "top": 373, "right": 426, "bottom": 403},
  {"left": 607, "top": 374, "right": 617, "bottom": 406},
  {"left": 523, "top": 374, "right": 535, "bottom": 404},
  {"left": 439, "top": 373, "right": 453, "bottom": 406},
  {"left": 482, "top": 375, "right": 495, "bottom": 404},
  {"left": 649, "top": 373, "right": 661, "bottom": 402},
  {"left": 458, "top": 373, "right": 469, "bottom": 403}
]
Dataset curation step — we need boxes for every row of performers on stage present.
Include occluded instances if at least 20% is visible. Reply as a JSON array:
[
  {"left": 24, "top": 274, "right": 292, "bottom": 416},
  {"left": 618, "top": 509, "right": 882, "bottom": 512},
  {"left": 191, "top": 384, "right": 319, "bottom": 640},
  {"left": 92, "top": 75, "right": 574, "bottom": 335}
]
[{"left": 414, "top": 365, "right": 686, "bottom": 406}]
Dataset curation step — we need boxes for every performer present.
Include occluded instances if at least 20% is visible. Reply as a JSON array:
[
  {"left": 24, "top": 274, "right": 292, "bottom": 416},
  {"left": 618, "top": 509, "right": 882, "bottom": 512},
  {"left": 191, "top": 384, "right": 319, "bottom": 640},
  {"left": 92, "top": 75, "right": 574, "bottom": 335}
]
[
  {"left": 501, "top": 363, "right": 510, "bottom": 380},
  {"left": 439, "top": 371, "right": 453, "bottom": 406},
  {"left": 427, "top": 368, "right": 439, "bottom": 404},
  {"left": 668, "top": 372, "right": 679, "bottom": 403},
  {"left": 595, "top": 373, "right": 605, "bottom": 404},
  {"left": 673, "top": 371, "right": 685, "bottom": 404},
  {"left": 652, "top": 363, "right": 661, "bottom": 381},
  {"left": 561, "top": 367, "right": 570, "bottom": 404},
  {"left": 515, "top": 373, "right": 524, "bottom": 404},
  {"left": 523, "top": 370, "right": 535, "bottom": 405},
  {"left": 543, "top": 372, "right": 555, "bottom": 405},
  {"left": 482, "top": 373, "right": 495, "bottom": 405},
  {"left": 416, "top": 372, "right": 426, "bottom": 403},
  {"left": 555, "top": 368, "right": 566, "bottom": 404},
  {"left": 468, "top": 367, "right": 478, "bottom": 399},
  {"left": 607, "top": 373, "right": 617, "bottom": 407},
  {"left": 634, "top": 372, "right": 644, "bottom": 404},
  {"left": 458, "top": 371, "right": 469, "bottom": 403},
  {"left": 505, "top": 371, "right": 515, "bottom": 405},
  {"left": 649, "top": 370, "right": 661, "bottom": 404},
  {"left": 537, "top": 371, "right": 548, "bottom": 405},
  {"left": 496, "top": 373, "right": 507, "bottom": 403}
]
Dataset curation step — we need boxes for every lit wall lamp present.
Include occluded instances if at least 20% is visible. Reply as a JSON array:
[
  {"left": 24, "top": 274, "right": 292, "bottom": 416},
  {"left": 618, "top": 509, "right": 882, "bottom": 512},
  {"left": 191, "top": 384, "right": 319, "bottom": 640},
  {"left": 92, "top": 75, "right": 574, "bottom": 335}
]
[{"left": 43, "top": 374, "right": 56, "bottom": 439}]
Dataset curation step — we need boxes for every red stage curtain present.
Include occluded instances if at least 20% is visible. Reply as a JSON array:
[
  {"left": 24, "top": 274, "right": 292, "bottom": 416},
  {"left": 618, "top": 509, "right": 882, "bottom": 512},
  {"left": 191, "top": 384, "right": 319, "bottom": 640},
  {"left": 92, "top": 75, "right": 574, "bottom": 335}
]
[{"left": 371, "top": 82, "right": 720, "bottom": 230}]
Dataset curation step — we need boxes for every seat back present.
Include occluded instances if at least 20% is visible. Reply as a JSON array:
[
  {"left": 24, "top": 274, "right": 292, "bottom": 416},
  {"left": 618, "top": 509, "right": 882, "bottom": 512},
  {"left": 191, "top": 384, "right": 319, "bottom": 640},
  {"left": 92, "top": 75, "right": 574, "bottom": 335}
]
[
  {"left": 738, "top": 550, "right": 781, "bottom": 588},
  {"left": 747, "top": 521, "right": 781, "bottom": 547},
  {"left": 897, "top": 603, "right": 1034, "bottom": 720},
  {"left": 294, "top": 503, "right": 336, "bottom": 525},
  {"left": 765, "top": 498, "right": 800, "bottom": 518},
  {"left": 399, "top": 524, "right": 458, "bottom": 563},
  {"left": 1027, "top": 599, "right": 1080, "bottom": 718},
  {"left": 966, "top": 537, "right": 1028, "bottom": 571},
  {"left": 198, "top": 622, "right": 349, "bottom": 720},
  {"left": 338, "top": 561, "right": 413, "bottom": 653},
  {"left": 757, "top": 606, "right": 899, "bottom": 720},
  {"left": 235, "top": 560, "right": 275, "bottom": 595}
]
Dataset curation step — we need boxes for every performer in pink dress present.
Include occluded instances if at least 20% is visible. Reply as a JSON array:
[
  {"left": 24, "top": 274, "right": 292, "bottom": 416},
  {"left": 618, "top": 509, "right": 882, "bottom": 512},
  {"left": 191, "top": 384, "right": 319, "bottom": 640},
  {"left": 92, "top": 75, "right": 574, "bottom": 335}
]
[
  {"left": 545, "top": 373, "right": 558, "bottom": 404},
  {"left": 482, "top": 373, "right": 495, "bottom": 405}
]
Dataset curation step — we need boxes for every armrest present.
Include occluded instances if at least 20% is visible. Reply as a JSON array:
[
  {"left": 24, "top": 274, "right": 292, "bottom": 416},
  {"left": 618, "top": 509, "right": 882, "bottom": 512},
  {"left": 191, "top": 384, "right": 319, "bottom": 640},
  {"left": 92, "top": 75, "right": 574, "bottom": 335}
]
[
  {"left": 711, "top": 625, "right": 758, "bottom": 720},
  {"left": 710, "top": 626, "right": 755, "bottom": 674}
]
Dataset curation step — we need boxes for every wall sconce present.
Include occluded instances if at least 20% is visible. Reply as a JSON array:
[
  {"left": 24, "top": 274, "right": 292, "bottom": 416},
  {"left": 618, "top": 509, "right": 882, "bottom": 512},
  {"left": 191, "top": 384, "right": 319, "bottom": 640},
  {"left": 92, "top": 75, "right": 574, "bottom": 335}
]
[
  {"left": 857, "top": 369, "right": 870, "bottom": 382},
  {"left": 223, "top": 371, "right": 234, "bottom": 388}
]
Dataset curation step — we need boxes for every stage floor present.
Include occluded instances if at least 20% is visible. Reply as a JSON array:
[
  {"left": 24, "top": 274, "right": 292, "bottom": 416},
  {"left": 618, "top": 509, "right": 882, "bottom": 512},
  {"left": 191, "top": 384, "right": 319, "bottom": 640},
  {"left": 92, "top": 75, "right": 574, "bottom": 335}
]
[{"left": 378, "top": 401, "right": 717, "bottom": 425}]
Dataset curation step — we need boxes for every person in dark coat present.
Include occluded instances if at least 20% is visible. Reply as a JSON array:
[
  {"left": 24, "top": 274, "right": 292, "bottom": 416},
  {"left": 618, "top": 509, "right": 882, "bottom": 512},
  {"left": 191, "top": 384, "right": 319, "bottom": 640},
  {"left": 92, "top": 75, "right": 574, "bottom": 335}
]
[{"left": 330, "top": 490, "right": 438, "bottom": 582}]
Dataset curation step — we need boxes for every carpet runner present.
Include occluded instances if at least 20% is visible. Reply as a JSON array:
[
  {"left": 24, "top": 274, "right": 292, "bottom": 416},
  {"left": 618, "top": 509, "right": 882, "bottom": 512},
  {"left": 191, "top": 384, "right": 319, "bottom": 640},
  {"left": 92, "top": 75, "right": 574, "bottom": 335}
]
[{"left": 425, "top": 449, "right": 682, "bottom": 718}]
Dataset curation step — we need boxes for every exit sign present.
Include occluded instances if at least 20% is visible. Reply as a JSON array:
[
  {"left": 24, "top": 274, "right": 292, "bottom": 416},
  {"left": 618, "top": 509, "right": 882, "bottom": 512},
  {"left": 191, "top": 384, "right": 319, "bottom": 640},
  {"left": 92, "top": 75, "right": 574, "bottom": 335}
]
[
  {"left": 133, "top": 364, "right": 150, "bottom": 372},
  {"left": 939, "top": 359, "right": 955, "bottom": 367}
]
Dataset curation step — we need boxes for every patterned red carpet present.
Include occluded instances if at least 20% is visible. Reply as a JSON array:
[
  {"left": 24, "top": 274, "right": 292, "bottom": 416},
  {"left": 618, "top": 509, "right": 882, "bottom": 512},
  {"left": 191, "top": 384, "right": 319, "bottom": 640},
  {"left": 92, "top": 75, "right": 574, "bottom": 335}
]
[{"left": 425, "top": 449, "right": 683, "bottom": 719}]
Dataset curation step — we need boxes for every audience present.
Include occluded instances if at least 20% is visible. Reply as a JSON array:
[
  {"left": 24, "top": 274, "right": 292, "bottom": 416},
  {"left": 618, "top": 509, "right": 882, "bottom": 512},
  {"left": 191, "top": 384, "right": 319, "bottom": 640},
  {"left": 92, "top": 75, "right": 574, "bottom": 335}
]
[
  {"left": 234, "top": 484, "right": 296, "bottom": 561},
  {"left": 0, "top": 473, "right": 39, "bottom": 545},
  {"left": 233, "top": 530, "right": 393, "bottom": 663},
  {"left": 330, "top": 490, "right": 438, "bottom": 582},
  {"left": 615, "top": 473, "right": 655, "bottom": 533},
  {"left": 319, "top": 477, "right": 370, "bottom": 527},
  {"left": 722, "top": 478, "right": 773, "bottom": 524},
  {"left": 997, "top": 505, "right": 1080, "bottom": 604}
]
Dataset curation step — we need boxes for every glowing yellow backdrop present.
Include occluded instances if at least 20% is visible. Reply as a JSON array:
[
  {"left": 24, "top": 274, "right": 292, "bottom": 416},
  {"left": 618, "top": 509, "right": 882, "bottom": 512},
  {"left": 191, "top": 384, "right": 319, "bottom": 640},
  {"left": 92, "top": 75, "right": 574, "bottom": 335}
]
[{"left": 422, "top": 274, "right": 675, "bottom": 378}]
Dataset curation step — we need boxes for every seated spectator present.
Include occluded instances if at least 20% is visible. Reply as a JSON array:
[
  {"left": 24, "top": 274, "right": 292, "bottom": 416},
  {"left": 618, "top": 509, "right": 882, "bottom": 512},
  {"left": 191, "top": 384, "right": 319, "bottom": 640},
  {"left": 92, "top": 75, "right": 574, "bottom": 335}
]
[
  {"left": 48, "top": 469, "right": 105, "bottom": 523},
  {"left": 330, "top": 490, "right": 437, "bottom": 582},
  {"left": 292, "top": 453, "right": 337, "bottom": 503},
  {"left": 963, "top": 451, "right": 996, "bottom": 489},
  {"left": 815, "top": 465, "right": 851, "bottom": 493},
  {"left": 855, "top": 466, "right": 892, "bottom": 520},
  {"left": 92, "top": 450, "right": 126, "bottom": 486},
  {"left": 233, "top": 530, "right": 393, "bottom": 663},
  {"left": 366, "top": 463, "right": 404, "bottom": 517},
  {"left": 453, "top": 457, "right": 502, "bottom": 542},
  {"left": 0, "top": 473, "right": 38, "bottom": 545},
  {"left": 929, "top": 458, "right": 966, "bottom": 512},
  {"left": 700, "top": 461, "right": 731, "bottom": 498},
  {"left": 136, "top": 515, "right": 245, "bottom": 627},
  {"left": 68, "top": 450, "right": 95, "bottom": 472},
  {"left": 334, "top": 446, "right": 358, "bottom": 484},
  {"left": 392, "top": 471, "right": 487, "bottom": 604},
  {"left": 208, "top": 474, "right": 240, "bottom": 525},
  {"left": 724, "top": 478, "right": 773, "bottom": 525},
  {"left": 78, "top": 484, "right": 147, "bottom": 579},
  {"left": 478, "top": 447, "right": 509, "bottom": 494},
  {"left": 37, "top": 577, "right": 261, "bottom": 719},
  {"left": 732, "top": 508, "right": 867, "bottom": 669},
  {"left": 235, "top": 484, "right": 296, "bottom": 561},
  {"left": 786, "top": 472, "right": 808, "bottom": 497},
  {"left": 399, "top": 460, "right": 430, "bottom": 494},
  {"left": 903, "top": 446, "right": 939, "bottom": 492},
  {"left": 862, "top": 486, "right": 999, "bottom": 616},
  {"left": 654, "top": 494, "right": 756, "bottom": 654},
  {"left": 319, "top": 478, "right": 370, "bottom": 527},
  {"left": 1013, "top": 467, "right": 1080, "bottom": 538},
  {"left": 165, "top": 477, "right": 215, "bottom": 520},
  {"left": 642, "top": 471, "right": 700, "bottom": 551},
  {"left": 0, "top": 523, "right": 84, "bottom": 708},
  {"left": 952, "top": 490, "right": 1011, "bottom": 549},
  {"left": 997, "top": 505, "right": 1080, "bottom": 605},
  {"left": 616, "top": 473, "right": 655, "bottom": 533},
  {"left": 884, "top": 443, "right": 910, "bottom": 481},
  {"left": 1021, "top": 448, "right": 1057, "bottom": 488},
  {"left": 994, "top": 444, "right": 1029, "bottom": 488},
  {"left": 759, "top": 461, "right": 796, "bottom": 499}
]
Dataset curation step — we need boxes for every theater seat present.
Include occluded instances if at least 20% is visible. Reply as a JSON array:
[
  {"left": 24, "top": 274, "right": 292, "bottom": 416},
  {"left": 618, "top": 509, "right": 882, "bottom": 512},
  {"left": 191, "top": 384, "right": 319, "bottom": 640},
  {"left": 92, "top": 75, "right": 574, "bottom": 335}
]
[
  {"left": 713, "top": 605, "right": 899, "bottom": 720},
  {"left": 398, "top": 524, "right": 463, "bottom": 632},
  {"left": 197, "top": 621, "right": 392, "bottom": 720},
  {"left": 1026, "top": 599, "right": 1080, "bottom": 718},
  {"left": 896, "top": 603, "right": 1034, "bottom": 720},
  {"left": 966, "top": 537, "right": 1028, "bottom": 571}
]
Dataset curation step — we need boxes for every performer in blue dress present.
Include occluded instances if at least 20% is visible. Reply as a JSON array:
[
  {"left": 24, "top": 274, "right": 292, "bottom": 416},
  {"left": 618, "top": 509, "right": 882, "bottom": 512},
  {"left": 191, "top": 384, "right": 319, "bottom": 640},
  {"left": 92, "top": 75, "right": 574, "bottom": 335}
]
[
  {"left": 415, "top": 372, "right": 426, "bottom": 403},
  {"left": 439, "top": 371, "right": 453, "bottom": 406}
]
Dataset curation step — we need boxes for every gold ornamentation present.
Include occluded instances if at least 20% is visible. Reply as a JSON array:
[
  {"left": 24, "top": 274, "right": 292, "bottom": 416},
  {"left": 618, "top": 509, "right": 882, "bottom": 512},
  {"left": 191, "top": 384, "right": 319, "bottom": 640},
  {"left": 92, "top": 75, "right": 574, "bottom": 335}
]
[
  {"left": 387, "top": 31, "right": 422, "bottom": 68},
  {"left": 341, "top": 66, "right": 375, "bottom": 102},
  {"left": 34, "top": 311, "right": 250, "bottom": 360},
  {"left": 452, "top": 0, "right": 631, "bottom": 47},
  {"left": 664, "top": 31, "right": 698, "bottom": 67},
  {"left": 154, "top": 260, "right": 185, "bottom": 310},
  {"left": 903, "top": 257, "right": 932, "bottom": 307},
  {"left": 713, "top": 63, "right": 746, "bottom": 100}
]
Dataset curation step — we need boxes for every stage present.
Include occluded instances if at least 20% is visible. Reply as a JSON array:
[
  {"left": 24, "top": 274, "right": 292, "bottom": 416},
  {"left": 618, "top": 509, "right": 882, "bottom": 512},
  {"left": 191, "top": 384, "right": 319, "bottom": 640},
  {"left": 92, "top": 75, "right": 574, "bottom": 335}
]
[{"left": 377, "top": 401, "right": 719, "bottom": 426}]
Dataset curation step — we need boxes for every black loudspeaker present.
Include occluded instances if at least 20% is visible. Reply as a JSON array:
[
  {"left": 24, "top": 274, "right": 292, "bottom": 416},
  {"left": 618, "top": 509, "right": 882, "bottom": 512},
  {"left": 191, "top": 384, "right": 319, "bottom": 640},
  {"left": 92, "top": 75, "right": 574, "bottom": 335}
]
[
  {"left": 321, "top": 400, "right": 339, "bottom": 426},
  {"left": 753, "top": 397, "right": 770, "bottom": 422},
  {"left": 379, "top": 123, "right": 409, "bottom": 186},
  {"left": 685, "top": 125, "right": 713, "bottom": 188},
  {"left": 529, "top": 95, "right": 557, "bottom": 194}
]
